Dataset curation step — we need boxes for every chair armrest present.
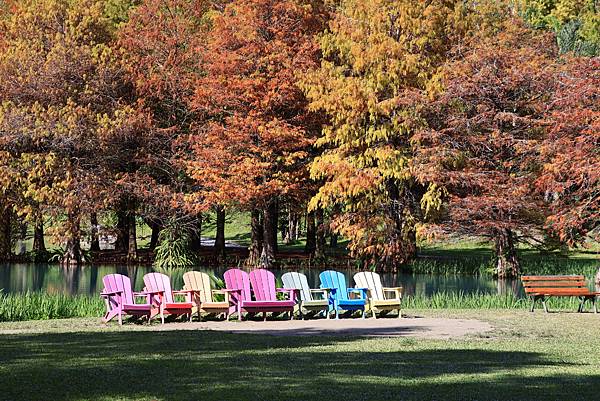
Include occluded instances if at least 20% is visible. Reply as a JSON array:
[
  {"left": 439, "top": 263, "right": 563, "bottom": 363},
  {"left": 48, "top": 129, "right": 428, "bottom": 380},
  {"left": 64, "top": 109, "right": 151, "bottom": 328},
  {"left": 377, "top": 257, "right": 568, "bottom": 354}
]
[
  {"left": 276, "top": 288, "right": 295, "bottom": 294},
  {"left": 100, "top": 290, "right": 123, "bottom": 297},
  {"left": 309, "top": 288, "right": 330, "bottom": 300},
  {"left": 143, "top": 289, "right": 165, "bottom": 295},
  {"left": 211, "top": 289, "right": 230, "bottom": 303},
  {"left": 222, "top": 288, "right": 242, "bottom": 293},
  {"left": 383, "top": 287, "right": 403, "bottom": 299},
  {"left": 173, "top": 290, "right": 197, "bottom": 295},
  {"left": 348, "top": 287, "right": 368, "bottom": 299}
]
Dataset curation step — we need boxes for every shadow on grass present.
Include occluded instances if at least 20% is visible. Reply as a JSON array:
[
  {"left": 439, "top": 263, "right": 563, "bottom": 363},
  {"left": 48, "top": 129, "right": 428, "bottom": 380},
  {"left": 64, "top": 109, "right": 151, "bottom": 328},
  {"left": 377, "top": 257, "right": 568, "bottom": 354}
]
[{"left": 0, "top": 330, "right": 597, "bottom": 400}]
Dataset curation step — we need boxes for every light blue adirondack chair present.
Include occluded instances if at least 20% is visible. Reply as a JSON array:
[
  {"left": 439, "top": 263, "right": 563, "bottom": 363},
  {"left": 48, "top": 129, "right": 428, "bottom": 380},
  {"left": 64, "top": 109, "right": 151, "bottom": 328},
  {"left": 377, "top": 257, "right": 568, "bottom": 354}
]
[{"left": 319, "top": 270, "right": 368, "bottom": 319}]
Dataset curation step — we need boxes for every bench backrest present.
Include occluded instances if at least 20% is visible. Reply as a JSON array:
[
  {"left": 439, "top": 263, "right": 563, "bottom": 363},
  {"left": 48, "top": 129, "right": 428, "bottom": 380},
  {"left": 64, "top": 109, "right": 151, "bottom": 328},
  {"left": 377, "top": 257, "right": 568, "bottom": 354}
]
[{"left": 521, "top": 275, "right": 588, "bottom": 295}]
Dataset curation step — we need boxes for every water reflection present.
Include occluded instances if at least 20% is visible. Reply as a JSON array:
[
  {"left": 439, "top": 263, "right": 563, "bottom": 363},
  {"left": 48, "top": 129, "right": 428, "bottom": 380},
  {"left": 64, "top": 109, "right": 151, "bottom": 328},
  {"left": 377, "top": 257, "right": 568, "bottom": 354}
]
[{"left": 0, "top": 263, "right": 527, "bottom": 298}]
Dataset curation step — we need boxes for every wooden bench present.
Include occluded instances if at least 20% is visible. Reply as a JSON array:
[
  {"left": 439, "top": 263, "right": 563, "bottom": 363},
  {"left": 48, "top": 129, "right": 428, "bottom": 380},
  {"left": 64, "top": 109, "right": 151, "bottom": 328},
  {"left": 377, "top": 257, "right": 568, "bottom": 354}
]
[{"left": 521, "top": 275, "right": 598, "bottom": 313}]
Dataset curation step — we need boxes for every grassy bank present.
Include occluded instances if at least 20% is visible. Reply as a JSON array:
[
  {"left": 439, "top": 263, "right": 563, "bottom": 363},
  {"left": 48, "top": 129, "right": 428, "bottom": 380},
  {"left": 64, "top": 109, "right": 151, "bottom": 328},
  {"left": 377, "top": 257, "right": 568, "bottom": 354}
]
[
  {"left": 0, "top": 310, "right": 599, "bottom": 400},
  {"left": 1, "top": 290, "right": 595, "bottom": 322},
  {"left": 0, "top": 292, "right": 104, "bottom": 322}
]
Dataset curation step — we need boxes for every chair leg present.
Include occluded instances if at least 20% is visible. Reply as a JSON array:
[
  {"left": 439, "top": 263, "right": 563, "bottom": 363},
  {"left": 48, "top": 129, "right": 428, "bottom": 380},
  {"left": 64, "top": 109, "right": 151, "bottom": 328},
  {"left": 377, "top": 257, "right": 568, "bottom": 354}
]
[
  {"left": 263, "top": 312, "right": 267, "bottom": 321},
  {"left": 118, "top": 312, "right": 122, "bottom": 326},
  {"left": 326, "top": 308, "right": 330, "bottom": 320},
  {"left": 372, "top": 307, "right": 377, "bottom": 319},
  {"left": 362, "top": 308, "right": 366, "bottom": 319}
]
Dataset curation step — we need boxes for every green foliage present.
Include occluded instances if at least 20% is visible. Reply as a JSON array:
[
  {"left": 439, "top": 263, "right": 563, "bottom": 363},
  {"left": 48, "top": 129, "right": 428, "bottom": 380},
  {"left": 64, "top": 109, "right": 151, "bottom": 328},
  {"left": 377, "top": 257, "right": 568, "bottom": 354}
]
[
  {"left": 521, "top": 0, "right": 600, "bottom": 55},
  {"left": 153, "top": 226, "right": 198, "bottom": 269},
  {"left": 0, "top": 292, "right": 104, "bottom": 322}
]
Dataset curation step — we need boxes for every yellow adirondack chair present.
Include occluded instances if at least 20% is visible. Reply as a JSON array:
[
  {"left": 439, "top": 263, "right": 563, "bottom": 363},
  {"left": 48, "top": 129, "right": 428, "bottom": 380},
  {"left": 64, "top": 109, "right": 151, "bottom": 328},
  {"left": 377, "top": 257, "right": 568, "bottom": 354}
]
[
  {"left": 183, "top": 271, "right": 231, "bottom": 320},
  {"left": 353, "top": 271, "right": 402, "bottom": 318}
]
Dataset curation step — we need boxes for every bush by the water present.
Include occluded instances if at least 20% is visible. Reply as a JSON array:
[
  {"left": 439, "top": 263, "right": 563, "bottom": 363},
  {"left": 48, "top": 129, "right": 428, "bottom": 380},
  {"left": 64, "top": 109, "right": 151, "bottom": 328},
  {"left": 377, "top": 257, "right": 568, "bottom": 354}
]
[{"left": 0, "top": 292, "right": 104, "bottom": 322}]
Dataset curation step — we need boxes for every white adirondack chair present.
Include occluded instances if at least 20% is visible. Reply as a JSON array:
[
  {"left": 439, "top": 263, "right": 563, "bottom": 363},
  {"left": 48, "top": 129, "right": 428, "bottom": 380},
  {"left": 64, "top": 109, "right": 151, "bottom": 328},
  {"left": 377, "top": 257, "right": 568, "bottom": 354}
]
[
  {"left": 353, "top": 271, "right": 402, "bottom": 318},
  {"left": 282, "top": 272, "right": 330, "bottom": 319}
]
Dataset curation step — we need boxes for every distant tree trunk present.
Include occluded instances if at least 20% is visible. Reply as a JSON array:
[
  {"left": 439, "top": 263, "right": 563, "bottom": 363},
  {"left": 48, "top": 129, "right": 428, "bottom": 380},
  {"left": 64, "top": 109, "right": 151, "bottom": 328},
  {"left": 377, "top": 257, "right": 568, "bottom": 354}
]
[
  {"left": 148, "top": 220, "right": 162, "bottom": 251},
  {"left": 290, "top": 212, "right": 298, "bottom": 241},
  {"left": 0, "top": 205, "right": 12, "bottom": 260},
  {"left": 115, "top": 208, "right": 128, "bottom": 252},
  {"left": 315, "top": 208, "right": 326, "bottom": 259},
  {"left": 62, "top": 212, "right": 81, "bottom": 266},
  {"left": 248, "top": 209, "right": 263, "bottom": 265},
  {"left": 189, "top": 216, "right": 202, "bottom": 252},
  {"left": 494, "top": 228, "right": 520, "bottom": 278},
  {"left": 127, "top": 211, "right": 137, "bottom": 262},
  {"left": 32, "top": 215, "right": 47, "bottom": 262},
  {"left": 89, "top": 213, "right": 100, "bottom": 252},
  {"left": 305, "top": 211, "right": 316, "bottom": 255},
  {"left": 214, "top": 206, "right": 226, "bottom": 261},
  {"left": 261, "top": 200, "right": 278, "bottom": 268}
]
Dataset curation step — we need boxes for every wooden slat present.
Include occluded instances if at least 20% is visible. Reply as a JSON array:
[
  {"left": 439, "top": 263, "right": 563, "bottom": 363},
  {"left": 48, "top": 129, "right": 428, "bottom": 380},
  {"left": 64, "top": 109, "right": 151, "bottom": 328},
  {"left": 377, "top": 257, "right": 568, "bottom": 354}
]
[
  {"left": 524, "top": 288, "right": 592, "bottom": 295},
  {"left": 523, "top": 281, "right": 586, "bottom": 287},
  {"left": 522, "top": 275, "right": 585, "bottom": 281}
]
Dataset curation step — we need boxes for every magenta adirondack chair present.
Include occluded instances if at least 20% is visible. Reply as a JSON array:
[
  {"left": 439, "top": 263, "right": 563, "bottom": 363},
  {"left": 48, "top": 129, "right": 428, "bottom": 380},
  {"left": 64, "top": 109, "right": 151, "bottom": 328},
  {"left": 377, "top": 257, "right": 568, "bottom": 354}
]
[
  {"left": 143, "top": 272, "right": 195, "bottom": 324},
  {"left": 224, "top": 268, "right": 296, "bottom": 321},
  {"left": 101, "top": 274, "right": 151, "bottom": 325}
]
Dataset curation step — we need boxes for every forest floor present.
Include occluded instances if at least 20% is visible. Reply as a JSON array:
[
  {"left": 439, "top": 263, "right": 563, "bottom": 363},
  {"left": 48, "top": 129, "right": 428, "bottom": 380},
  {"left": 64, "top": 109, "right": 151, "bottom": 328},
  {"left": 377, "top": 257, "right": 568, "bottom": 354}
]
[{"left": 1, "top": 309, "right": 599, "bottom": 400}]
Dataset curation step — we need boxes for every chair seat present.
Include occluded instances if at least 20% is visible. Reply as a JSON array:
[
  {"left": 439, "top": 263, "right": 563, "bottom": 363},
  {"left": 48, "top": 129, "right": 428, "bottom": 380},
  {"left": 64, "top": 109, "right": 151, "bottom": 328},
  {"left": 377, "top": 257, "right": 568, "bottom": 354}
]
[
  {"left": 200, "top": 301, "right": 230, "bottom": 309},
  {"left": 243, "top": 300, "right": 295, "bottom": 308},
  {"left": 165, "top": 302, "right": 194, "bottom": 309},
  {"left": 371, "top": 299, "right": 401, "bottom": 307},
  {"left": 123, "top": 303, "right": 151, "bottom": 311},
  {"left": 302, "top": 300, "right": 329, "bottom": 307},
  {"left": 338, "top": 299, "right": 367, "bottom": 307}
]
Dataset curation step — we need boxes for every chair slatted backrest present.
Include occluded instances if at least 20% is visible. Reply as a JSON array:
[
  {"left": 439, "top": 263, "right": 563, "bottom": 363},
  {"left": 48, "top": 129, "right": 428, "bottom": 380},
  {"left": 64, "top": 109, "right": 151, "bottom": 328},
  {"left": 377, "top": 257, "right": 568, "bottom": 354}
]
[
  {"left": 224, "top": 269, "right": 251, "bottom": 304},
  {"left": 282, "top": 272, "right": 311, "bottom": 301},
  {"left": 103, "top": 274, "right": 134, "bottom": 305},
  {"left": 183, "top": 271, "right": 212, "bottom": 303},
  {"left": 354, "top": 271, "right": 385, "bottom": 301},
  {"left": 521, "top": 275, "right": 588, "bottom": 294},
  {"left": 319, "top": 270, "right": 348, "bottom": 301},
  {"left": 143, "top": 272, "right": 174, "bottom": 303},
  {"left": 249, "top": 269, "right": 277, "bottom": 301}
]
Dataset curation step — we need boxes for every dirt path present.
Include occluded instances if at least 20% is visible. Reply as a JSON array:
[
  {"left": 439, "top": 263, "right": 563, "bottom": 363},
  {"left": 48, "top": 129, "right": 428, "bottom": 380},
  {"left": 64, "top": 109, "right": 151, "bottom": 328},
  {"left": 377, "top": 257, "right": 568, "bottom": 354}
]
[
  {"left": 161, "top": 316, "right": 493, "bottom": 339},
  {"left": 0, "top": 315, "right": 493, "bottom": 339}
]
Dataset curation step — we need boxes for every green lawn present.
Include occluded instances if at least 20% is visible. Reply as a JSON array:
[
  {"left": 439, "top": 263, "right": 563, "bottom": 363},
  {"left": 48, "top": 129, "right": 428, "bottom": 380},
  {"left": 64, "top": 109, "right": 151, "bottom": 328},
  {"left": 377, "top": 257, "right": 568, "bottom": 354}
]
[{"left": 1, "top": 310, "right": 599, "bottom": 400}]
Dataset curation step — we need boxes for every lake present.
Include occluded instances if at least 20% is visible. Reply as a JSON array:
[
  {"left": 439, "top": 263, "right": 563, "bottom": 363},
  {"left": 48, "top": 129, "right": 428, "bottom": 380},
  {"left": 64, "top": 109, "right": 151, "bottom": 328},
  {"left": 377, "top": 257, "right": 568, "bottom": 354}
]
[{"left": 0, "top": 263, "right": 527, "bottom": 297}]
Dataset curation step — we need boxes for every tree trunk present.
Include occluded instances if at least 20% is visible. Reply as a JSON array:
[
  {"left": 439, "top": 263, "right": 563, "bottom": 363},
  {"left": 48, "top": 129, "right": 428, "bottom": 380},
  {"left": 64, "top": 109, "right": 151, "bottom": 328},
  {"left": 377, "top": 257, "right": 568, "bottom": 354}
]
[
  {"left": 127, "top": 211, "right": 137, "bottom": 262},
  {"left": 32, "top": 215, "right": 47, "bottom": 262},
  {"left": 62, "top": 213, "right": 81, "bottom": 266},
  {"left": 115, "top": 209, "right": 128, "bottom": 252},
  {"left": 148, "top": 220, "right": 162, "bottom": 251},
  {"left": 305, "top": 211, "right": 316, "bottom": 255},
  {"left": 0, "top": 205, "right": 12, "bottom": 261},
  {"left": 89, "top": 213, "right": 100, "bottom": 252},
  {"left": 248, "top": 209, "right": 263, "bottom": 266},
  {"left": 315, "top": 208, "right": 326, "bottom": 259},
  {"left": 190, "top": 216, "right": 202, "bottom": 252},
  {"left": 494, "top": 228, "right": 520, "bottom": 278},
  {"left": 261, "top": 200, "right": 278, "bottom": 268},
  {"left": 214, "top": 206, "right": 226, "bottom": 261}
]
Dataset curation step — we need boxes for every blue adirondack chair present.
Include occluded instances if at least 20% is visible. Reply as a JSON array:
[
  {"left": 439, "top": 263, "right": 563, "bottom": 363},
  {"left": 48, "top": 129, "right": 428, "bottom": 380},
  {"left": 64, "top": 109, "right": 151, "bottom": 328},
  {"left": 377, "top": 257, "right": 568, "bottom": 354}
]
[{"left": 319, "top": 270, "right": 368, "bottom": 319}]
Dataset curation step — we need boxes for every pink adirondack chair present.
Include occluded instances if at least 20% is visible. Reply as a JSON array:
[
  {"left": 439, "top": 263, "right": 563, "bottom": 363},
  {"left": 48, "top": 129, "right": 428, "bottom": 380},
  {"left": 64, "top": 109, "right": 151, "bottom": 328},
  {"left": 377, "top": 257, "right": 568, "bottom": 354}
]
[
  {"left": 224, "top": 268, "right": 296, "bottom": 321},
  {"left": 101, "top": 274, "right": 151, "bottom": 325},
  {"left": 143, "top": 272, "right": 196, "bottom": 324}
]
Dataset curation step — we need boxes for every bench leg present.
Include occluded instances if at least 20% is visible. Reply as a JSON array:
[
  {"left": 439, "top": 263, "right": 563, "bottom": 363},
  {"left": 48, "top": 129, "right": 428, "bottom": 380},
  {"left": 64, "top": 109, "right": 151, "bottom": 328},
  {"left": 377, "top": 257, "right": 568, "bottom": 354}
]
[
  {"left": 542, "top": 296, "right": 549, "bottom": 313},
  {"left": 578, "top": 297, "right": 585, "bottom": 313},
  {"left": 530, "top": 296, "right": 538, "bottom": 312}
]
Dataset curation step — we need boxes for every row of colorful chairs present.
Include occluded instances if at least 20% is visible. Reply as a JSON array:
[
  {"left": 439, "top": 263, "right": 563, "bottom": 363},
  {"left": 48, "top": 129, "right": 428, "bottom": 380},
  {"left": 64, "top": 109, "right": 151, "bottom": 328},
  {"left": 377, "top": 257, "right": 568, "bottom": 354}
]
[{"left": 101, "top": 269, "right": 403, "bottom": 325}]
